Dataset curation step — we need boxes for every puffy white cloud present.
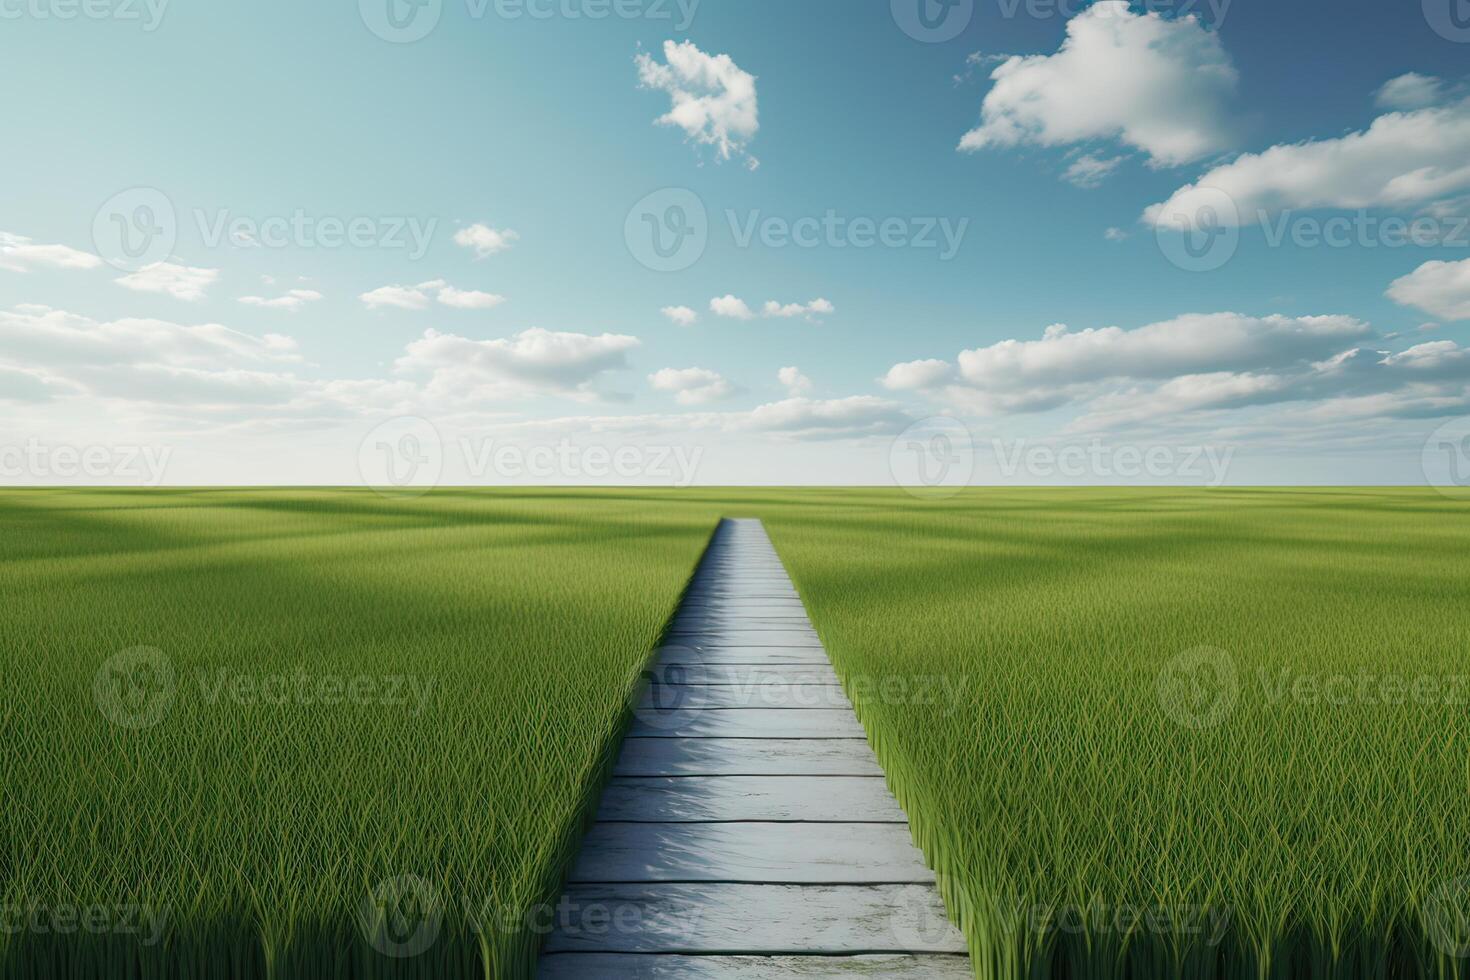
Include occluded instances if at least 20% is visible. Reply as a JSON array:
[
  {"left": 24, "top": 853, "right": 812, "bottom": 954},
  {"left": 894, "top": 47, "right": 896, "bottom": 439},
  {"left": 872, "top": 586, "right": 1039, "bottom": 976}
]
[
  {"left": 454, "top": 223, "right": 518, "bottom": 258},
  {"left": 636, "top": 40, "right": 759, "bottom": 168},
  {"left": 744, "top": 396, "right": 911, "bottom": 438},
  {"left": 437, "top": 286, "right": 507, "bottom": 310},
  {"left": 0, "top": 232, "right": 103, "bottom": 273},
  {"left": 394, "top": 327, "right": 640, "bottom": 403},
  {"left": 882, "top": 311, "right": 1470, "bottom": 432},
  {"left": 239, "top": 289, "right": 323, "bottom": 311},
  {"left": 959, "top": 2, "right": 1238, "bottom": 168},
  {"left": 0, "top": 305, "right": 305, "bottom": 408},
  {"left": 1387, "top": 258, "right": 1470, "bottom": 321},
  {"left": 361, "top": 280, "right": 445, "bottom": 311},
  {"left": 1375, "top": 73, "right": 1447, "bottom": 111},
  {"left": 762, "top": 298, "right": 834, "bottom": 321},
  {"left": 778, "top": 366, "right": 812, "bottom": 396},
  {"left": 361, "top": 280, "right": 504, "bottom": 311},
  {"left": 953, "top": 313, "right": 1370, "bottom": 392},
  {"left": 1146, "top": 95, "right": 1470, "bottom": 227},
  {"left": 710, "top": 294, "right": 755, "bottom": 320},
  {"left": 1063, "top": 153, "right": 1124, "bottom": 189},
  {"left": 661, "top": 305, "right": 699, "bottom": 326},
  {"left": 881, "top": 358, "right": 955, "bottom": 391},
  {"left": 711, "top": 295, "right": 834, "bottom": 321},
  {"left": 116, "top": 262, "right": 219, "bottom": 302},
  {"left": 649, "top": 366, "right": 735, "bottom": 405}
]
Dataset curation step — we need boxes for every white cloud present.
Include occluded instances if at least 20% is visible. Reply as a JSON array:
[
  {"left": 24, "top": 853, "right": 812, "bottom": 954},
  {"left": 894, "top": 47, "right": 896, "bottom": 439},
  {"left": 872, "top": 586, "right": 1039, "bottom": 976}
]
[
  {"left": 762, "top": 298, "right": 834, "bottom": 321},
  {"left": 636, "top": 40, "right": 759, "bottom": 168},
  {"left": 437, "top": 286, "right": 507, "bottom": 310},
  {"left": 1104, "top": 226, "right": 1129, "bottom": 242},
  {"left": 394, "top": 327, "right": 640, "bottom": 403},
  {"left": 959, "top": 2, "right": 1238, "bottom": 168},
  {"left": 881, "top": 358, "right": 956, "bottom": 391},
  {"left": 662, "top": 305, "right": 699, "bottom": 326},
  {"left": 649, "top": 366, "right": 736, "bottom": 405},
  {"left": 710, "top": 295, "right": 755, "bottom": 320},
  {"left": 1146, "top": 95, "right": 1470, "bottom": 227},
  {"left": 361, "top": 280, "right": 504, "bottom": 311},
  {"left": 711, "top": 295, "right": 833, "bottom": 321},
  {"left": 1387, "top": 258, "right": 1470, "bottom": 321},
  {"left": 0, "top": 232, "right": 103, "bottom": 273},
  {"left": 0, "top": 305, "right": 305, "bottom": 408},
  {"left": 1374, "top": 73, "right": 1446, "bottom": 111},
  {"left": 778, "top": 366, "right": 812, "bottom": 396},
  {"left": 1064, "top": 153, "right": 1125, "bottom": 189},
  {"left": 744, "top": 396, "right": 910, "bottom": 439},
  {"left": 238, "top": 289, "right": 323, "bottom": 312},
  {"left": 880, "top": 311, "right": 1470, "bottom": 432},
  {"left": 361, "top": 280, "right": 445, "bottom": 311},
  {"left": 454, "top": 224, "right": 519, "bottom": 258},
  {"left": 116, "top": 262, "right": 219, "bottom": 302},
  {"left": 952, "top": 313, "right": 1370, "bottom": 392}
]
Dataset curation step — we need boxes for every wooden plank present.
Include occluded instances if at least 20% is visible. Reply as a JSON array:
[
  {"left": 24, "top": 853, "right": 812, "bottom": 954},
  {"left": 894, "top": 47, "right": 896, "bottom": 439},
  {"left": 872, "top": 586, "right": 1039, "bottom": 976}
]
[
  {"left": 612, "top": 738, "right": 883, "bottom": 777},
  {"left": 567, "top": 822, "right": 934, "bottom": 884},
  {"left": 627, "top": 708, "right": 865, "bottom": 739},
  {"left": 537, "top": 953, "right": 976, "bottom": 979},
  {"left": 596, "top": 777, "right": 905, "bottom": 823},
  {"left": 640, "top": 665, "right": 842, "bottom": 687},
  {"left": 541, "top": 883, "right": 969, "bottom": 954},
  {"left": 658, "top": 648, "right": 832, "bottom": 666},
  {"left": 637, "top": 683, "right": 852, "bottom": 710},
  {"left": 666, "top": 631, "right": 822, "bottom": 645}
]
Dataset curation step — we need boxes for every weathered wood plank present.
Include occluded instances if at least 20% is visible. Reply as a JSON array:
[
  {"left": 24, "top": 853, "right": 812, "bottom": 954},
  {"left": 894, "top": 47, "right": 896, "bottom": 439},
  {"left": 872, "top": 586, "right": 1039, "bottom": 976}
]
[
  {"left": 537, "top": 953, "right": 976, "bottom": 979},
  {"left": 639, "top": 665, "right": 842, "bottom": 687},
  {"left": 596, "top": 777, "right": 905, "bottom": 823},
  {"left": 541, "top": 883, "right": 968, "bottom": 954},
  {"left": 658, "top": 647, "right": 832, "bottom": 666},
  {"left": 612, "top": 738, "right": 883, "bottom": 777},
  {"left": 637, "top": 683, "right": 851, "bottom": 711},
  {"left": 627, "top": 708, "right": 865, "bottom": 739},
  {"left": 567, "top": 822, "right": 934, "bottom": 884}
]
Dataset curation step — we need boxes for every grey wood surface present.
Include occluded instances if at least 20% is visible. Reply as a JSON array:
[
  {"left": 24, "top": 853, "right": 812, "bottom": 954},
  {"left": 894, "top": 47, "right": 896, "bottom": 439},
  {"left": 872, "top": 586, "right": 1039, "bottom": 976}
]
[
  {"left": 567, "top": 822, "right": 936, "bottom": 883},
  {"left": 613, "top": 738, "right": 884, "bottom": 777},
  {"left": 538, "top": 519, "right": 969, "bottom": 976},
  {"left": 541, "top": 883, "right": 969, "bottom": 954},
  {"left": 596, "top": 777, "right": 905, "bottom": 823},
  {"left": 538, "top": 954, "right": 975, "bottom": 979}
]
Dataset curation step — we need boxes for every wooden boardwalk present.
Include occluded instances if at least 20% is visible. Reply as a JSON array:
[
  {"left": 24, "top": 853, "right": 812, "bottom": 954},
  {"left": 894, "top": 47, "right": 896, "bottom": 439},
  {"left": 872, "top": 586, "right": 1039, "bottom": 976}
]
[{"left": 538, "top": 519, "right": 971, "bottom": 978}]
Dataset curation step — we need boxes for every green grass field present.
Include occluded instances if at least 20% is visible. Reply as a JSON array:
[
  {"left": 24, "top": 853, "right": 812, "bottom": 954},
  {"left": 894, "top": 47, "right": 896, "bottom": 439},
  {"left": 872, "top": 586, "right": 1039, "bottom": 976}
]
[{"left": 3, "top": 488, "right": 1468, "bottom": 979}]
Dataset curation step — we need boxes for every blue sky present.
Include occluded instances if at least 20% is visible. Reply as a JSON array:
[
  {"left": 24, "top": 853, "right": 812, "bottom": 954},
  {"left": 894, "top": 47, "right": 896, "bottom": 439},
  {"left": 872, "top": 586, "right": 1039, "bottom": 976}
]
[{"left": 2, "top": 0, "right": 1470, "bottom": 487}]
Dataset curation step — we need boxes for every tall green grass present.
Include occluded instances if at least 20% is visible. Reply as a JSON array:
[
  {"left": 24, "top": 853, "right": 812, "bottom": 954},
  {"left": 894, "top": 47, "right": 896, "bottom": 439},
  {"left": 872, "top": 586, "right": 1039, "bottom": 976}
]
[
  {"left": 5, "top": 487, "right": 1467, "bottom": 979},
  {"left": 744, "top": 487, "right": 1470, "bottom": 980},
  {"left": 0, "top": 488, "right": 719, "bottom": 979}
]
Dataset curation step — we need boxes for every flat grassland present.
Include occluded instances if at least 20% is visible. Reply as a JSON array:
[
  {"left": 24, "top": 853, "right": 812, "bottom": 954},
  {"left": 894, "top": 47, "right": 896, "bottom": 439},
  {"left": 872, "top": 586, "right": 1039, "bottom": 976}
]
[
  {"left": 2, "top": 487, "right": 1467, "bottom": 979},
  {"left": 0, "top": 489, "right": 719, "bottom": 978}
]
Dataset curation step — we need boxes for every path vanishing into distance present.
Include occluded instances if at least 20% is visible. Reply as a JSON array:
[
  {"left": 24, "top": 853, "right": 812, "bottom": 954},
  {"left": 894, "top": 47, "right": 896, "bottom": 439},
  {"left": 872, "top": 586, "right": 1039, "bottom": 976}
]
[{"left": 538, "top": 519, "right": 971, "bottom": 978}]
